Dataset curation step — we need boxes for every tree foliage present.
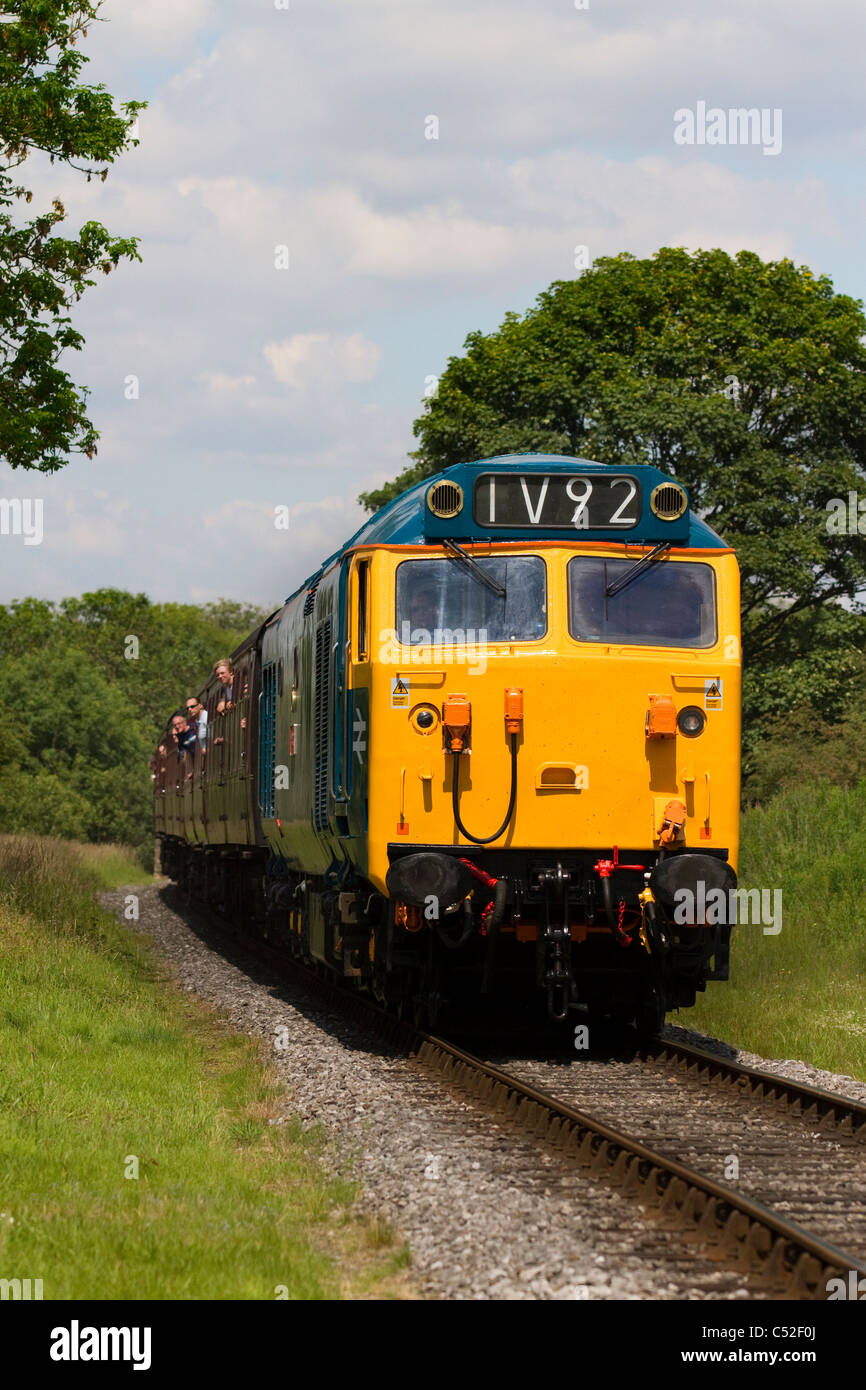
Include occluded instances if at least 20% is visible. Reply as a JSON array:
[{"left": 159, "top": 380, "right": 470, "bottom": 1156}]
[
  {"left": 0, "top": 590, "right": 267, "bottom": 856},
  {"left": 743, "top": 703, "right": 866, "bottom": 806},
  {"left": 0, "top": 0, "right": 144, "bottom": 471},
  {"left": 362, "top": 249, "right": 866, "bottom": 702}
]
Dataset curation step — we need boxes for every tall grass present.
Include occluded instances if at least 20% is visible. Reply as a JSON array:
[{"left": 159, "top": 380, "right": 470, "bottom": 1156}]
[
  {"left": 0, "top": 836, "right": 148, "bottom": 933},
  {"left": 0, "top": 835, "right": 409, "bottom": 1299},
  {"left": 687, "top": 781, "right": 866, "bottom": 1079}
]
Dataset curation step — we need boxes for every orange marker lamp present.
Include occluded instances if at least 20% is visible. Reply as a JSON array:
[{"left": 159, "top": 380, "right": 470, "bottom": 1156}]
[{"left": 645, "top": 694, "right": 677, "bottom": 740}]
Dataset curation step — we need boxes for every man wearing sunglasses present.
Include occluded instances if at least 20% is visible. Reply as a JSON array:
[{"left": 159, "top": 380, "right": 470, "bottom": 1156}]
[{"left": 185, "top": 696, "right": 208, "bottom": 748}]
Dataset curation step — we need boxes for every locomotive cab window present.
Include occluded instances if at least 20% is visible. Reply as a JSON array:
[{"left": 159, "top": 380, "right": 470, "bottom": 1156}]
[
  {"left": 356, "top": 558, "right": 370, "bottom": 661},
  {"left": 395, "top": 554, "right": 547, "bottom": 643},
  {"left": 567, "top": 557, "right": 717, "bottom": 649}
]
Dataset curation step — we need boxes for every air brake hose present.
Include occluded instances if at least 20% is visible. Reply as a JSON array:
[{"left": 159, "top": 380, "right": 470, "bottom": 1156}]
[
  {"left": 451, "top": 733, "right": 518, "bottom": 845},
  {"left": 436, "top": 919, "right": 477, "bottom": 951}
]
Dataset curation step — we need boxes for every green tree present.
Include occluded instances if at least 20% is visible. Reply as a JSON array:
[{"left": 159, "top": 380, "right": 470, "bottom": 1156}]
[
  {"left": 362, "top": 249, "right": 866, "bottom": 692},
  {"left": 0, "top": 0, "right": 144, "bottom": 471},
  {"left": 742, "top": 703, "right": 866, "bottom": 805},
  {"left": 201, "top": 599, "right": 275, "bottom": 634}
]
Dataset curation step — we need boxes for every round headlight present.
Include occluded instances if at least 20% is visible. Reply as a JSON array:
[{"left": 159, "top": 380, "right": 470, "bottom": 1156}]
[
  {"left": 410, "top": 705, "right": 439, "bottom": 735},
  {"left": 677, "top": 705, "right": 706, "bottom": 738}
]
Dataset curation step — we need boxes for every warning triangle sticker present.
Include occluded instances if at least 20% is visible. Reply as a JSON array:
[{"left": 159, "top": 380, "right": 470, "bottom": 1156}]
[
  {"left": 393, "top": 678, "right": 408, "bottom": 695},
  {"left": 706, "top": 682, "right": 720, "bottom": 699}
]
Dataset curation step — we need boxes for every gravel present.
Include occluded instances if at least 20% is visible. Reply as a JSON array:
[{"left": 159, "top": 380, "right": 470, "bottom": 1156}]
[{"left": 101, "top": 881, "right": 863, "bottom": 1300}]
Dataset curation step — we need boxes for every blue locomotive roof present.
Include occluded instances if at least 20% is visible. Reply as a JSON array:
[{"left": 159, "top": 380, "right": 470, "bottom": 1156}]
[{"left": 288, "top": 453, "right": 728, "bottom": 602}]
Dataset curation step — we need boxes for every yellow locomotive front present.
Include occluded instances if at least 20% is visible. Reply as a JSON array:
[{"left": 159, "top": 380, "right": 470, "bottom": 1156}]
[{"left": 347, "top": 456, "right": 741, "bottom": 1029}]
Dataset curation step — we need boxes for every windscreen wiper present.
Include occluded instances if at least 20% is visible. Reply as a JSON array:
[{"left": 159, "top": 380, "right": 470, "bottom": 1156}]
[
  {"left": 605, "top": 541, "right": 671, "bottom": 598},
  {"left": 443, "top": 538, "right": 506, "bottom": 598}
]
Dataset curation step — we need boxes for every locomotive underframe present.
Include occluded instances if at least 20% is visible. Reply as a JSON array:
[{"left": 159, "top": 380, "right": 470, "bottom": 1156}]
[{"left": 159, "top": 833, "right": 732, "bottom": 1033}]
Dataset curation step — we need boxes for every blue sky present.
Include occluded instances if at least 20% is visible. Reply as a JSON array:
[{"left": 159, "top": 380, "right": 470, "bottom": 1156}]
[{"left": 2, "top": 0, "right": 864, "bottom": 608}]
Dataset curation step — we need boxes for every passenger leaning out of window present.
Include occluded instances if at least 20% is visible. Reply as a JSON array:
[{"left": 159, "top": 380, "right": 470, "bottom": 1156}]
[
  {"left": 171, "top": 711, "right": 198, "bottom": 755},
  {"left": 186, "top": 695, "right": 208, "bottom": 746},
  {"left": 214, "top": 658, "right": 234, "bottom": 714}
]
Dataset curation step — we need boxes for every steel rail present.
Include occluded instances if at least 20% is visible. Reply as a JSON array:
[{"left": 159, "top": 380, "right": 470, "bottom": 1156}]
[{"left": 639, "top": 1035, "right": 866, "bottom": 1137}]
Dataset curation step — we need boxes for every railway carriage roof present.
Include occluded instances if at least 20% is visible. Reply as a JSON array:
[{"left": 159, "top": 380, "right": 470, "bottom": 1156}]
[{"left": 286, "top": 453, "right": 729, "bottom": 604}]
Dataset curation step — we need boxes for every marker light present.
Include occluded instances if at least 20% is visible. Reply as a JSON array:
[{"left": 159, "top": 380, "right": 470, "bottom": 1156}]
[
  {"left": 645, "top": 694, "right": 677, "bottom": 739},
  {"left": 677, "top": 705, "right": 706, "bottom": 738}
]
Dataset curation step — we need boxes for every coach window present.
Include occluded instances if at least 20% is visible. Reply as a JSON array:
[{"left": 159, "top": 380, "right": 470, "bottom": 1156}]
[
  {"left": 292, "top": 647, "right": 299, "bottom": 709},
  {"left": 224, "top": 693, "right": 234, "bottom": 777},
  {"left": 208, "top": 687, "right": 224, "bottom": 779},
  {"left": 567, "top": 557, "right": 717, "bottom": 649},
  {"left": 356, "top": 559, "right": 370, "bottom": 661},
  {"left": 237, "top": 662, "right": 249, "bottom": 766}
]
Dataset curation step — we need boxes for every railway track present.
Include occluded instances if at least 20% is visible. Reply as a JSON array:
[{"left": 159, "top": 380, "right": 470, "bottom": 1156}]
[
  {"left": 176, "top": 892, "right": 866, "bottom": 1300},
  {"left": 423, "top": 1035, "right": 866, "bottom": 1301}
]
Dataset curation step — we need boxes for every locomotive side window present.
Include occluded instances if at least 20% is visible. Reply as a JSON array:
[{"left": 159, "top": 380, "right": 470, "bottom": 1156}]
[
  {"left": 356, "top": 559, "right": 370, "bottom": 661},
  {"left": 395, "top": 555, "right": 547, "bottom": 643},
  {"left": 567, "top": 557, "right": 717, "bottom": 648}
]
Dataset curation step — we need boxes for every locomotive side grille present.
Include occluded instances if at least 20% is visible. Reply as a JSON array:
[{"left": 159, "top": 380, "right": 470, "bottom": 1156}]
[
  {"left": 650, "top": 482, "right": 688, "bottom": 520},
  {"left": 427, "top": 481, "right": 463, "bottom": 518},
  {"left": 313, "top": 618, "right": 331, "bottom": 831},
  {"left": 303, "top": 580, "right": 320, "bottom": 617},
  {"left": 258, "top": 663, "right": 277, "bottom": 819}
]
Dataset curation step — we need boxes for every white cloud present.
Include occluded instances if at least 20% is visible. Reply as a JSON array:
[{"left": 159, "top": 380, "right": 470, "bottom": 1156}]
[
  {"left": 0, "top": 475, "right": 372, "bottom": 609},
  {"left": 98, "top": 0, "right": 212, "bottom": 55},
  {"left": 263, "top": 332, "right": 383, "bottom": 389},
  {"left": 200, "top": 372, "right": 257, "bottom": 393}
]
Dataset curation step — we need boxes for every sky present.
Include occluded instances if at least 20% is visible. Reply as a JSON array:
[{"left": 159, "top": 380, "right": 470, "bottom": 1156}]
[{"left": 1, "top": 0, "right": 864, "bottom": 610}]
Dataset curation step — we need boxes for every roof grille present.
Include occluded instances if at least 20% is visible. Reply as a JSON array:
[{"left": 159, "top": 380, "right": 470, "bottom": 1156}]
[
  {"left": 313, "top": 618, "right": 331, "bottom": 832},
  {"left": 258, "top": 664, "right": 277, "bottom": 820}
]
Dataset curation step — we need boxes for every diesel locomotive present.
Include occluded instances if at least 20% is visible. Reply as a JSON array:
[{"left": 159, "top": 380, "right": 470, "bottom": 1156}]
[{"left": 154, "top": 453, "right": 741, "bottom": 1031}]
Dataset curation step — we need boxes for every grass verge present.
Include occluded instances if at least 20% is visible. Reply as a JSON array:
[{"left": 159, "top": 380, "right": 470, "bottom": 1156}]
[
  {"left": 0, "top": 835, "right": 411, "bottom": 1299},
  {"left": 686, "top": 782, "right": 866, "bottom": 1081}
]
